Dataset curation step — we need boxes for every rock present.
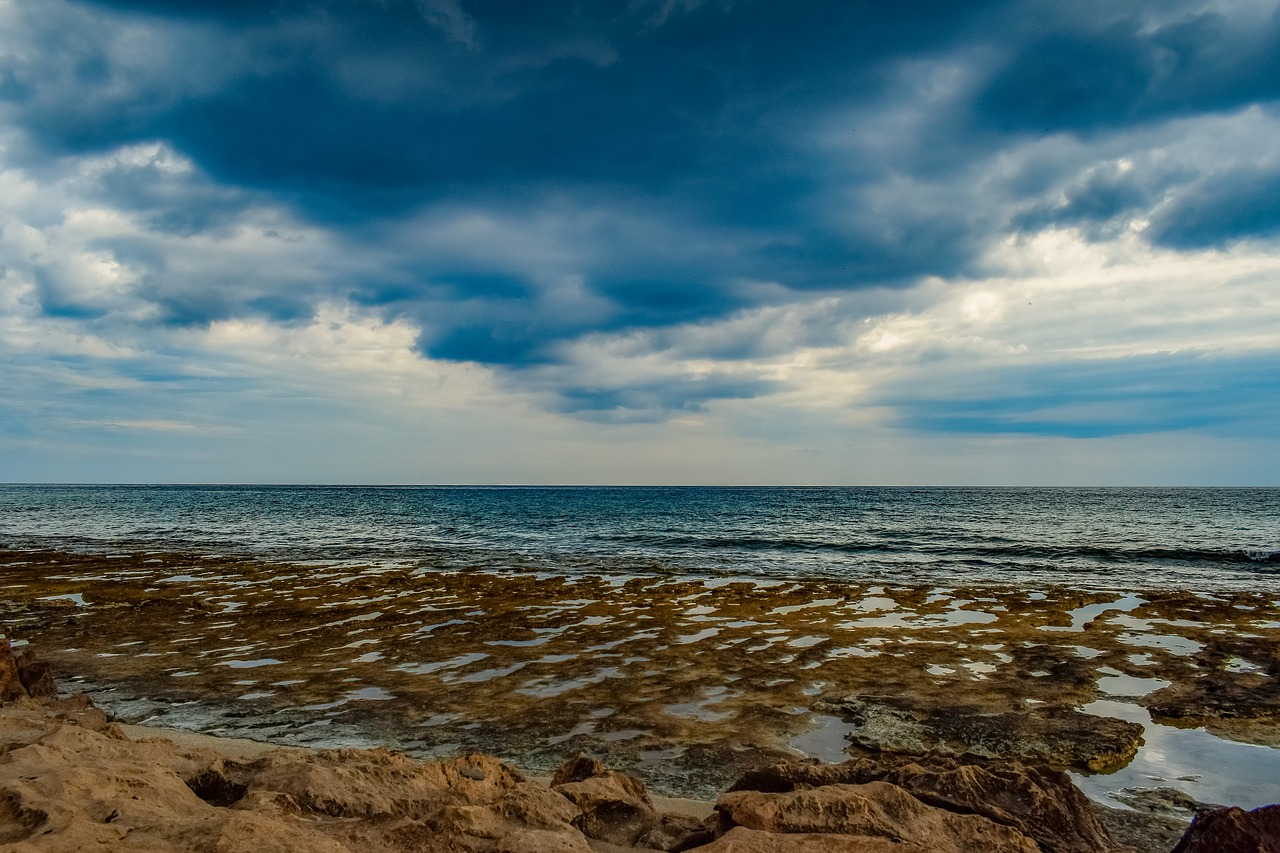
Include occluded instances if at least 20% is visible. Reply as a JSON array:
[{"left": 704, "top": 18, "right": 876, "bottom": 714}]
[
  {"left": 421, "top": 782, "right": 587, "bottom": 850},
  {"left": 0, "top": 700, "right": 604, "bottom": 853},
  {"left": 494, "top": 827, "right": 594, "bottom": 852},
  {"left": 1170, "top": 804, "right": 1280, "bottom": 852},
  {"left": 691, "top": 825, "right": 912, "bottom": 852},
  {"left": 16, "top": 649, "right": 57, "bottom": 698},
  {"left": 1109, "top": 786, "right": 1221, "bottom": 819},
  {"left": 1143, "top": 673, "right": 1280, "bottom": 721},
  {"left": 549, "top": 753, "right": 707, "bottom": 850},
  {"left": 552, "top": 753, "right": 612, "bottom": 785},
  {"left": 187, "top": 758, "right": 250, "bottom": 807},
  {"left": 715, "top": 781, "right": 1039, "bottom": 852},
  {"left": 0, "top": 640, "right": 28, "bottom": 702},
  {"left": 1092, "top": 802, "right": 1191, "bottom": 853},
  {"left": 728, "top": 755, "right": 1122, "bottom": 853},
  {"left": 1142, "top": 673, "right": 1280, "bottom": 747},
  {"left": 552, "top": 753, "right": 662, "bottom": 846},
  {"left": 818, "top": 694, "right": 1144, "bottom": 772},
  {"left": 224, "top": 748, "right": 525, "bottom": 820}
]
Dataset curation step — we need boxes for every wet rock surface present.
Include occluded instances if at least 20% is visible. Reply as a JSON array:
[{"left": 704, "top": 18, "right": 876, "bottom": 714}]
[
  {"left": 816, "top": 694, "right": 1145, "bottom": 772},
  {"left": 1141, "top": 667, "right": 1280, "bottom": 747},
  {"left": 1108, "top": 787, "right": 1222, "bottom": 819},
  {"left": 1091, "top": 805, "right": 1191, "bottom": 853},
  {"left": 2, "top": 548, "right": 1278, "bottom": 800}
]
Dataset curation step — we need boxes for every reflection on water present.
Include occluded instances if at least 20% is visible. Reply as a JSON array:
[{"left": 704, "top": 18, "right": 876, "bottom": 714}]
[{"left": 1071, "top": 699, "right": 1280, "bottom": 810}]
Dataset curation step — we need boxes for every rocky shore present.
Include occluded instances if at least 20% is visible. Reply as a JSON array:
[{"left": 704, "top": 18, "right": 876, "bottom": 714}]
[
  {"left": 5, "top": 548, "right": 1280, "bottom": 802},
  {"left": 2, "top": 642, "right": 1278, "bottom": 853}
]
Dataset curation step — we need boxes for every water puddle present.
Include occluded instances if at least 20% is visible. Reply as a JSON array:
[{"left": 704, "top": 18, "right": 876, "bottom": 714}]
[
  {"left": 1095, "top": 668, "right": 1171, "bottom": 697},
  {"left": 788, "top": 713, "right": 857, "bottom": 763},
  {"left": 1071, "top": 699, "right": 1280, "bottom": 810},
  {"left": 1042, "top": 594, "right": 1145, "bottom": 632},
  {"left": 1118, "top": 633, "right": 1204, "bottom": 656},
  {"left": 394, "top": 652, "right": 488, "bottom": 675},
  {"left": 220, "top": 658, "right": 282, "bottom": 669},
  {"left": 40, "top": 593, "right": 88, "bottom": 607}
]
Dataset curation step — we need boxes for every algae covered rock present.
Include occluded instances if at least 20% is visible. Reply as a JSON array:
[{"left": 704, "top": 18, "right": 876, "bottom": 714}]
[{"left": 818, "top": 693, "right": 1144, "bottom": 772}]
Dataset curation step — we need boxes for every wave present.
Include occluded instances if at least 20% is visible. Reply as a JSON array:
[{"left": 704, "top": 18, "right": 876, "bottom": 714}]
[{"left": 603, "top": 533, "right": 1280, "bottom": 566}]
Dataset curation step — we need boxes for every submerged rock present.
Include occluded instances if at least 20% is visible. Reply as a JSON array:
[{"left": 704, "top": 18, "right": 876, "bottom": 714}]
[
  {"left": 1109, "top": 786, "right": 1222, "bottom": 819},
  {"left": 818, "top": 694, "right": 1144, "bottom": 772}
]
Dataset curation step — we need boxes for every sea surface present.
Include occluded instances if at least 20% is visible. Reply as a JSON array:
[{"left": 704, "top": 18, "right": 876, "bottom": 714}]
[{"left": 1, "top": 485, "right": 1277, "bottom": 590}]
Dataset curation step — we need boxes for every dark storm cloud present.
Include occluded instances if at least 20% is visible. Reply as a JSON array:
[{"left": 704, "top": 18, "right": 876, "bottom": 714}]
[
  {"left": 1150, "top": 167, "right": 1280, "bottom": 248},
  {"left": 4, "top": 0, "right": 1280, "bottom": 421},
  {"left": 975, "top": 4, "right": 1280, "bottom": 133},
  {"left": 547, "top": 374, "right": 785, "bottom": 424}
]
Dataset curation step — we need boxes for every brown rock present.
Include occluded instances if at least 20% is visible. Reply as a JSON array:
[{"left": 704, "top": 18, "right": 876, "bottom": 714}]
[
  {"left": 1170, "top": 804, "right": 1280, "bottom": 853},
  {"left": 552, "top": 753, "right": 612, "bottom": 786},
  {"left": 0, "top": 641, "right": 27, "bottom": 703},
  {"left": 0, "top": 700, "right": 600, "bottom": 853},
  {"left": 1143, "top": 674, "right": 1280, "bottom": 722},
  {"left": 229, "top": 748, "right": 524, "bottom": 819},
  {"left": 51, "top": 692, "right": 116, "bottom": 733},
  {"left": 1093, "top": 802, "right": 1191, "bottom": 853},
  {"left": 188, "top": 758, "right": 250, "bottom": 807},
  {"left": 548, "top": 754, "right": 707, "bottom": 850},
  {"left": 206, "top": 811, "right": 350, "bottom": 853},
  {"left": 16, "top": 650, "right": 57, "bottom": 698},
  {"left": 551, "top": 754, "right": 661, "bottom": 847},
  {"left": 715, "top": 781, "right": 1039, "bottom": 853},
  {"left": 494, "top": 826, "right": 594, "bottom": 852},
  {"left": 728, "top": 755, "right": 1121, "bottom": 853},
  {"left": 692, "top": 825, "right": 914, "bottom": 852}
]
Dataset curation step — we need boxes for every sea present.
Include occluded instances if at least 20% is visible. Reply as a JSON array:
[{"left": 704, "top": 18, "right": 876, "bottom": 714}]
[{"left": 1, "top": 485, "right": 1277, "bottom": 590}]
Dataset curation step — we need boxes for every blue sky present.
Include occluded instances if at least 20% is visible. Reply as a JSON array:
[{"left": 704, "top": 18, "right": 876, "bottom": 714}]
[{"left": 2, "top": 0, "right": 1279, "bottom": 484}]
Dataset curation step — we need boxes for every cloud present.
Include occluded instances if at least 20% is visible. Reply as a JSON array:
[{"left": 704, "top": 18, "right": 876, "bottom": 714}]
[
  {"left": 3, "top": 0, "right": 1280, "bottom": 482},
  {"left": 410, "top": 0, "right": 477, "bottom": 47}
]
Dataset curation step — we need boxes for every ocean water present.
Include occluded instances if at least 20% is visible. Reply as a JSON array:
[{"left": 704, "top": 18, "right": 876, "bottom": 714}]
[{"left": 1, "top": 485, "right": 1277, "bottom": 590}]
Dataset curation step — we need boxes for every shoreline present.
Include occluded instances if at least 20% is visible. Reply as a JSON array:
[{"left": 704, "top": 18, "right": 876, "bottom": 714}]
[
  {"left": 4, "top": 547, "right": 1279, "bottom": 805},
  {"left": 0, "top": 674, "right": 1252, "bottom": 853}
]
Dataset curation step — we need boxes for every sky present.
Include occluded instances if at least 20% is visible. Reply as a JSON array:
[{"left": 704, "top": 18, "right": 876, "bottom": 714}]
[{"left": 2, "top": 0, "right": 1279, "bottom": 485}]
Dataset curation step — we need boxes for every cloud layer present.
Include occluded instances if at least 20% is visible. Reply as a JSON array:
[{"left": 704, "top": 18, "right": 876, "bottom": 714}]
[{"left": 2, "top": 0, "right": 1279, "bottom": 482}]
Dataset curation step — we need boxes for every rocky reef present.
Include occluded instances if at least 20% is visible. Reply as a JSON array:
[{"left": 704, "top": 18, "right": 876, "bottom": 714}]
[
  {"left": 2, "top": 642, "right": 1278, "bottom": 852},
  {"left": 3, "top": 547, "right": 1279, "bottom": 801}
]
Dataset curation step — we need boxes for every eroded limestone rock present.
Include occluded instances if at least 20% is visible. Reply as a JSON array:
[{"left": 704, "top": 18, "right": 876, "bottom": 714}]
[
  {"left": 818, "top": 694, "right": 1144, "bottom": 772},
  {"left": 715, "top": 781, "right": 1039, "bottom": 852},
  {"left": 1142, "top": 672, "right": 1280, "bottom": 747},
  {"left": 728, "top": 754, "right": 1124, "bottom": 853},
  {"left": 550, "top": 753, "right": 705, "bottom": 850}
]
